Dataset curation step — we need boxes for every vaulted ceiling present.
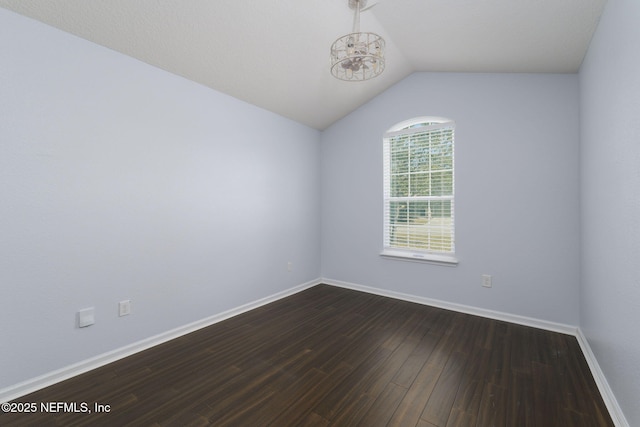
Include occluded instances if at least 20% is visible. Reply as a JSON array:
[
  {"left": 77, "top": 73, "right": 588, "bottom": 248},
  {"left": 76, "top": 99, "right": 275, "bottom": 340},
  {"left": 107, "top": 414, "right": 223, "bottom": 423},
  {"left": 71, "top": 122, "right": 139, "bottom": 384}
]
[{"left": 0, "top": 0, "right": 607, "bottom": 130}]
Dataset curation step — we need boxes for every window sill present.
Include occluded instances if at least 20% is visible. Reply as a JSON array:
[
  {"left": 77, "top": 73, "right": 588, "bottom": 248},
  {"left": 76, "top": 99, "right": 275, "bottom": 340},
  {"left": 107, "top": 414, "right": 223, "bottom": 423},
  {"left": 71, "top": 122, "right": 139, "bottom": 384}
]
[{"left": 380, "top": 249, "right": 459, "bottom": 266}]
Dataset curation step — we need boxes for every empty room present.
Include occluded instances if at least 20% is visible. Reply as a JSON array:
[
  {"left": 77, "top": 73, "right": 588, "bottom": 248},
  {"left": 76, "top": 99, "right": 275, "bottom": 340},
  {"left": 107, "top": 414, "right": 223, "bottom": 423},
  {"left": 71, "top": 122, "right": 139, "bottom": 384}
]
[{"left": 1, "top": 0, "right": 638, "bottom": 426}]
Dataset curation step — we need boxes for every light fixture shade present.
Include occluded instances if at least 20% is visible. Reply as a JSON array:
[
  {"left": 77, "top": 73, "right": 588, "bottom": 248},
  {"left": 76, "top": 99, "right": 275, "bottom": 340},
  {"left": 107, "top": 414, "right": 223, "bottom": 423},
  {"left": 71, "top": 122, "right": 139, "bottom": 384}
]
[{"left": 330, "top": 32, "right": 385, "bottom": 81}]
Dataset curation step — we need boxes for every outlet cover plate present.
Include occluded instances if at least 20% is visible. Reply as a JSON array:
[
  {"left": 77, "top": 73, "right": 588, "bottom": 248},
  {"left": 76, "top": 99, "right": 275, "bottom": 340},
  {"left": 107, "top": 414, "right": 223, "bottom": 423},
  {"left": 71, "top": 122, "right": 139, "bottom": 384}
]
[
  {"left": 482, "top": 274, "right": 492, "bottom": 288},
  {"left": 119, "top": 300, "right": 131, "bottom": 317},
  {"left": 78, "top": 307, "right": 95, "bottom": 327}
]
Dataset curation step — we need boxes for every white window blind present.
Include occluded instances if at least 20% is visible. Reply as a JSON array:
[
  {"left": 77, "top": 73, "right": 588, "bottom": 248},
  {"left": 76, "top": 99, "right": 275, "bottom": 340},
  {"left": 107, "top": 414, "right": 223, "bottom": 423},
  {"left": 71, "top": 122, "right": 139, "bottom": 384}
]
[{"left": 383, "top": 117, "right": 456, "bottom": 263}]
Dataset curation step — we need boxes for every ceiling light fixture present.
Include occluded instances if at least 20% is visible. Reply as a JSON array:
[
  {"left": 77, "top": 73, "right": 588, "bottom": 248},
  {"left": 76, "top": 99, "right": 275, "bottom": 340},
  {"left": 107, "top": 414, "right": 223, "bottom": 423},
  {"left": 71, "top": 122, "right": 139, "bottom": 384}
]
[{"left": 330, "top": 0, "right": 385, "bottom": 81}]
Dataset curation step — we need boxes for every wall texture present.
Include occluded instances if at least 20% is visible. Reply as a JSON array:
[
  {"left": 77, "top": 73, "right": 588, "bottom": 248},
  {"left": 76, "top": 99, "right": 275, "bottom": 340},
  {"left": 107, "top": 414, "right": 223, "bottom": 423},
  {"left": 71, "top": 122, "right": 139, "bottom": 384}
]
[
  {"left": 0, "top": 9, "right": 321, "bottom": 389},
  {"left": 321, "top": 72, "right": 581, "bottom": 326},
  {"left": 579, "top": 0, "right": 640, "bottom": 424}
]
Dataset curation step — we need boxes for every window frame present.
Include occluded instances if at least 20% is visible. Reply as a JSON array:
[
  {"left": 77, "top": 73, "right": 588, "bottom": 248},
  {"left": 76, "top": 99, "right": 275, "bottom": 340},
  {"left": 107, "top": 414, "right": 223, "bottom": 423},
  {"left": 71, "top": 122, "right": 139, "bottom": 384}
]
[{"left": 381, "top": 116, "right": 458, "bottom": 266}]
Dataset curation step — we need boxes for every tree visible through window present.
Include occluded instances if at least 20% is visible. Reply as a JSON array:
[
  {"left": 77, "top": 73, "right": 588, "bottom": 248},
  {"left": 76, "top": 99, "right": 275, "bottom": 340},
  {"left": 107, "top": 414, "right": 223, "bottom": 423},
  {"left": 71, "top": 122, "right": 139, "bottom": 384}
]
[{"left": 383, "top": 117, "right": 455, "bottom": 261}]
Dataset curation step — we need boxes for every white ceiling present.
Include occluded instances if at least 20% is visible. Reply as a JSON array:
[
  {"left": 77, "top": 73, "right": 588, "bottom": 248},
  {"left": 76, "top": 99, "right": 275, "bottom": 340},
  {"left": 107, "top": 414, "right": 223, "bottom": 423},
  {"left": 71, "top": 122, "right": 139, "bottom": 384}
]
[{"left": 0, "top": 0, "right": 607, "bottom": 130}]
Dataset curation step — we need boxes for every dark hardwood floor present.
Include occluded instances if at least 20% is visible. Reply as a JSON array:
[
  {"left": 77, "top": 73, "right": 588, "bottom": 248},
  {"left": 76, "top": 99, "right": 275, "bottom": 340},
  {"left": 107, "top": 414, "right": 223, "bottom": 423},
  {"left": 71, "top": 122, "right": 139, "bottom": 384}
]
[{"left": 1, "top": 284, "right": 613, "bottom": 426}]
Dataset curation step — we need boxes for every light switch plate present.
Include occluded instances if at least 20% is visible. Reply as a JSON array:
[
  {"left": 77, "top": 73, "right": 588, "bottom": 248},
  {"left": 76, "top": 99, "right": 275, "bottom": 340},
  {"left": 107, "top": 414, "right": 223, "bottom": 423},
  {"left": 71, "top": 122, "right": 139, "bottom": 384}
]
[{"left": 119, "top": 300, "right": 131, "bottom": 317}]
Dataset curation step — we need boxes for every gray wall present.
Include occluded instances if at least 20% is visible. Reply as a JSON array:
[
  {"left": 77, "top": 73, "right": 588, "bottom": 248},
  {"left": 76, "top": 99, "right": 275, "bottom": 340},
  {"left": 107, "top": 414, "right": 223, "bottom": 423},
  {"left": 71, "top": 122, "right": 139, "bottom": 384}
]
[
  {"left": 320, "top": 72, "right": 581, "bottom": 325},
  {"left": 0, "top": 9, "right": 321, "bottom": 389},
  {"left": 579, "top": 0, "right": 640, "bottom": 424}
]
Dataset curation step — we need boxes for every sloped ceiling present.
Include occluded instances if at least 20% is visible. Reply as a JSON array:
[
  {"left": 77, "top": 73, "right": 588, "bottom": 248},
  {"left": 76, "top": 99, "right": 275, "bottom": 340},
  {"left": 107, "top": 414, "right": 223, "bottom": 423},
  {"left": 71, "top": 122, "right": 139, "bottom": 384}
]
[{"left": 0, "top": 0, "right": 606, "bottom": 130}]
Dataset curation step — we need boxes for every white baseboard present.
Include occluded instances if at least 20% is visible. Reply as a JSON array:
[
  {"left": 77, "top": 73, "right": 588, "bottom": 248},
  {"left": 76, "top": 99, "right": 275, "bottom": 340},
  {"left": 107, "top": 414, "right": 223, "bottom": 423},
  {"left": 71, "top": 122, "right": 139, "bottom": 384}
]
[
  {"left": 322, "top": 277, "right": 628, "bottom": 427},
  {"left": 322, "top": 277, "right": 577, "bottom": 335},
  {"left": 0, "top": 278, "right": 321, "bottom": 404},
  {"left": 575, "top": 328, "right": 629, "bottom": 427}
]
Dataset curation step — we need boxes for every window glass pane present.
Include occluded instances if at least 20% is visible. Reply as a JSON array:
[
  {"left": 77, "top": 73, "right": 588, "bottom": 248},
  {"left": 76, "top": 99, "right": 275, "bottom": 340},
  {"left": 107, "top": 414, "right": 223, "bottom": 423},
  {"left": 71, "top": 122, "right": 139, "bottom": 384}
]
[
  {"left": 391, "top": 137, "right": 409, "bottom": 174},
  {"left": 430, "top": 199, "right": 452, "bottom": 218},
  {"left": 429, "top": 171, "right": 453, "bottom": 196},
  {"left": 429, "top": 135, "right": 452, "bottom": 171},
  {"left": 389, "top": 201, "right": 407, "bottom": 224},
  {"left": 407, "top": 201, "right": 429, "bottom": 222},
  {"left": 410, "top": 172, "right": 431, "bottom": 196},
  {"left": 391, "top": 173, "right": 408, "bottom": 197},
  {"left": 409, "top": 136, "right": 430, "bottom": 173},
  {"left": 390, "top": 225, "right": 409, "bottom": 247}
]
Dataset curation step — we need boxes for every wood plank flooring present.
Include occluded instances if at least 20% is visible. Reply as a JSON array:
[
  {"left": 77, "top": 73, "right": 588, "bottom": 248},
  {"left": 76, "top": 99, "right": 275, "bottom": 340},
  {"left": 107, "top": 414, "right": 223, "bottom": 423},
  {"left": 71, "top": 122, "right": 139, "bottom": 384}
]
[{"left": 1, "top": 284, "right": 614, "bottom": 426}]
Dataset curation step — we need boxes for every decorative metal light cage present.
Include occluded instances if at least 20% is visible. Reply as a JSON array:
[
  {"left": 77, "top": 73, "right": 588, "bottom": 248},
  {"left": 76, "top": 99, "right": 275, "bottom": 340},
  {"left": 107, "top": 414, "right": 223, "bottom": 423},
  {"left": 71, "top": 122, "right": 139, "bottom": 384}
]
[{"left": 330, "top": 0, "right": 385, "bottom": 81}]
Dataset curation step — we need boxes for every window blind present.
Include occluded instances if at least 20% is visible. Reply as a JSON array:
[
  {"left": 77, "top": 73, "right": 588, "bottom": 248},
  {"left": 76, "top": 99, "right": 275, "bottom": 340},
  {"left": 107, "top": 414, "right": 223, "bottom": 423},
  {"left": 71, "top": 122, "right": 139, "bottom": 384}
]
[{"left": 383, "top": 119, "right": 455, "bottom": 257}]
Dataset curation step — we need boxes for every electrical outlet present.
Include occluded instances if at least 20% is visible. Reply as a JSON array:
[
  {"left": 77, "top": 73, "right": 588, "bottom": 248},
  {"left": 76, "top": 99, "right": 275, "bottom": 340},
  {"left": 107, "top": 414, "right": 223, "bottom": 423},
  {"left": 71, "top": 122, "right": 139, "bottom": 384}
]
[
  {"left": 287, "top": 261, "right": 293, "bottom": 272},
  {"left": 119, "top": 300, "right": 131, "bottom": 317},
  {"left": 482, "top": 274, "right": 492, "bottom": 288}
]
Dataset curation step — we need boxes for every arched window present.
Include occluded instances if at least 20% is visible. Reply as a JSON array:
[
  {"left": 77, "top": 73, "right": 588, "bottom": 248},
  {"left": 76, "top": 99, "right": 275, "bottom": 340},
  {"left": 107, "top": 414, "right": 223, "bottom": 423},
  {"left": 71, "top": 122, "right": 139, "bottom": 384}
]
[{"left": 382, "top": 117, "right": 457, "bottom": 264}]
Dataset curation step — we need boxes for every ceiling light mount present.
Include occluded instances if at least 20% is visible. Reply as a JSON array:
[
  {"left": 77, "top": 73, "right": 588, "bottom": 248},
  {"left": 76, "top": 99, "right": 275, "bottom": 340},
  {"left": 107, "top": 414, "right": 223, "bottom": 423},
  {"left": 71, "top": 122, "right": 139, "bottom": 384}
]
[
  {"left": 348, "top": 0, "right": 368, "bottom": 10},
  {"left": 330, "top": 0, "right": 385, "bottom": 81}
]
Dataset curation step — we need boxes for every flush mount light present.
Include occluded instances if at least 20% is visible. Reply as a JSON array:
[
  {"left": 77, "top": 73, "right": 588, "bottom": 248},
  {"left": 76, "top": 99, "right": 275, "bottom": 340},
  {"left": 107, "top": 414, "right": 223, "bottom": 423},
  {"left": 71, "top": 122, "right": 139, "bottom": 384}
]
[{"left": 330, "top": 0, "right": 385, "bottom": 81}]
